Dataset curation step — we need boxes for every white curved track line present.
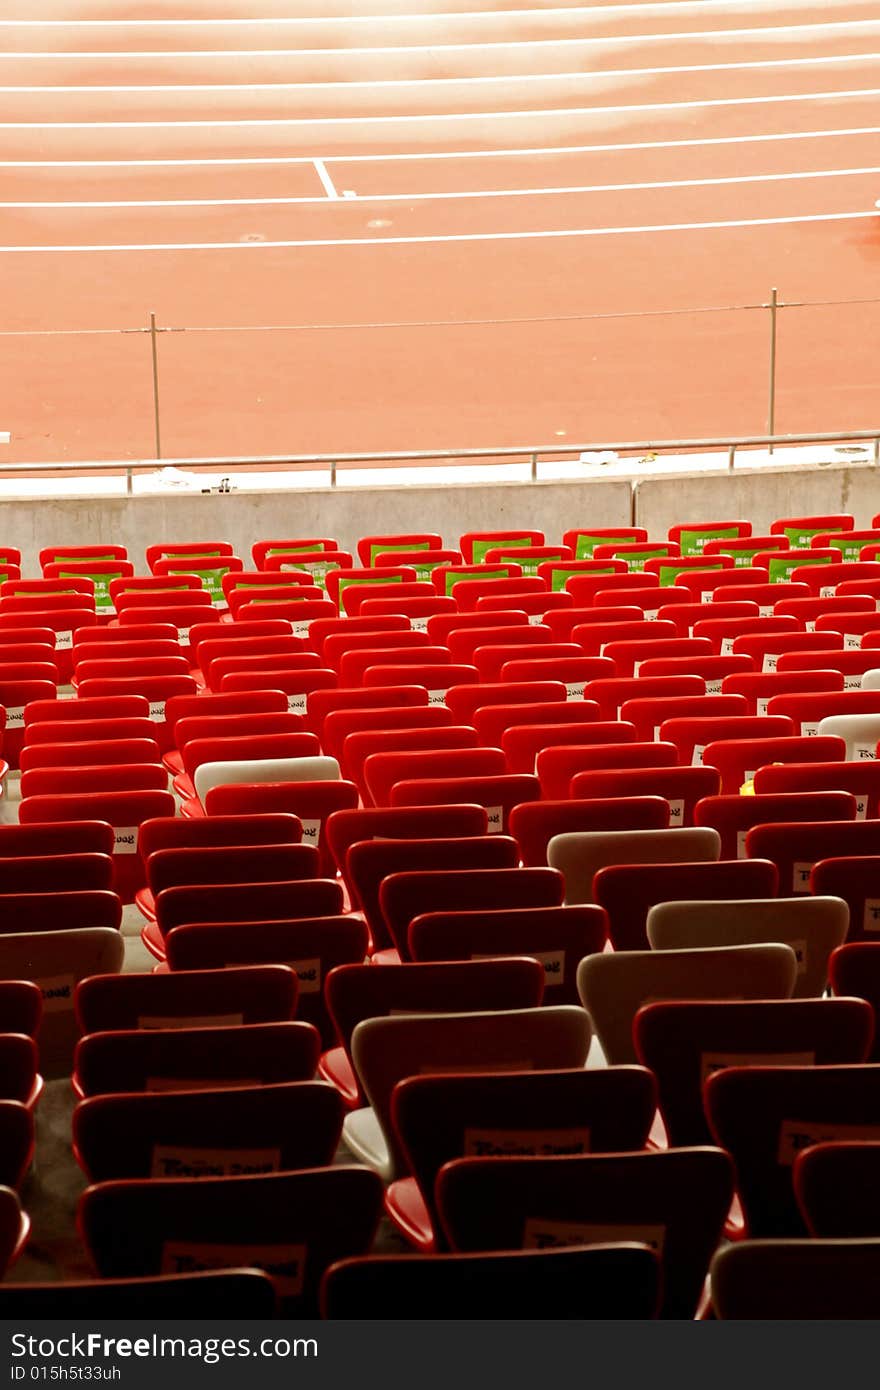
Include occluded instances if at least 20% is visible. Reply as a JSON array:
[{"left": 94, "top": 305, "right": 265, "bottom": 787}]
[
  {"left": 4, "top": 164, "right": 879, "bottom": 209},
  {"left": 4, "top": 85, "right": 880, "bottom": 127},
  {"left": 0, "top": 208, "right": 875, "bottom": 253}
]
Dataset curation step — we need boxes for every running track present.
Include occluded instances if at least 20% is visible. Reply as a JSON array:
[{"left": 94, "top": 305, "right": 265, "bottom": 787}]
[{"left": 2, "top": 0, "right": 880, "bottom": 464}]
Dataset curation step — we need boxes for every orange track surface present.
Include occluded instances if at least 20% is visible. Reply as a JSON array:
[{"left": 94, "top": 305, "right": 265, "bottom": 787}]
[{"left": 1, "top": 0, "right": 879, "bottom": 463}]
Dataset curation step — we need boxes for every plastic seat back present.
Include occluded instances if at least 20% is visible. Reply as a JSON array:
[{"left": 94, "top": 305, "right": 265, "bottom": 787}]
[
  {"left": 816, "top": 712, "right": 880, "bottom": 759},
  {"left": 392, "top": 1067, "right": 656, "bottom": 1250},
  {"left": 509, "top": 797, "right": 669, "bottom": 866},
  {"left": 326, "top": 804, "right": 489, "bottom": 902},
  {"left": 711, "top": 1236, "right": 880, "bottom": 1319},
  {"left": 0, "top": 928, "right": 124, "bottom": 1079},
  {"left": 577, "top": 944, "right": 798, "bottom": 1065},
  {"left": 20, "top": 765, "right": 170, "bottom": 798},
  {"left": 73, "top": 1081, "right": 344, "bottom": 1182},
  {"left": 74, "top": 1020, "right": 320, "bottom": 1097},
  {"left": 78, "top": 1166, "right": 383, "bottom": 1314},
  {"left": 703, "top": 734, "right": 845, "bottom": 794},
  {"left": 388, "top": 772, "right": 540, "bottom": 834},
  {"left": 321, "top": 704, "right": 453, "bottom": 762},
  {"left": 321, "top": 1245, "right": 660, "bottom": 1320},
  {"left": 366, "top": 747, "right": 507, "bottom": 808},
  {"left": 813, "top": 857, "right": 880, "bottom": 946},
  {"left": 795, "top": 1142, "right": 880, "bottom": 1238},
  {"left": 346, "top": 835, "right": 519, "bottom": 951},
  {"left": 831, "top": 943, "right": 880, "bottom": 1059},
  {"left": 202, "top": 781, "right": 358, "bottom": 877},
  {"left": 754, "top": 760, "right": 880, "bottom": 819},
  {"left": 746, "top": 821, "right": 880, "bottom": 895},
  {"left": 536, "top": 733, "right": 676, "bottom": 799},
  {"left": 76, "top": 964, "right": 298, "bottom": 1034},
  {"left": 351, "top": 1005, "right": 591, "bottom": 1179},
  {"left": 408, "top": 903, "right": 607, "bottom": 1004},
  {"left": 0, "top": 981, "right": 42, "bottom": 1038},
  {"left": 19, "top": 791, "right": 176, "bottom": 903},
  {"left": 597, "top": 858, "right": 780, "bottom": 951},
  {"left": 472, "top": 699, "right": 601, "bottom": 747},
  {"left": 570, "top": 766, "right": 720, "bottom": 829},
  {"left": 165, "top": 916, "right": 370, "bottom": 1050},
  {"left": 445, "top": 681, "right": 567, "bottom": 726},
  {"left": 636, "top": 998, "right": 873, "bottom": 1148},
  {"left": 547, "top": 826, "right": 721, "bottom": 905},
  {"left": 153, "top": 879, "right": 345, "bottom": 945},
  {"left": 658, "top": 714, "right": 793, "bottom": 766},
  {"left": 323, "top": 955, "right": 544, "bottom": 1109},
  {"left": 18, "top": 738, "right": 161, "bottom": 773},
  {"left": 435, "top": 1148, "right": 732, "bottom": 1320},
  {"left": 381, "top": 865, "right": 565, "bottom": 960},
  {"left": 694, "top": 790, "right": 858, "bottom": 858},
  {"left": 0, "top": 1270, "right": 278, "bottom": 1319},
  {"left": 619, "top": 693, "right": 747, "bottom": 742},
  {"left": 192, "top": 755, "right": 338, "bottom": 809},
  {"left": 147, "top": 845, "right": 319, "bottom": 900},
  {"left": 648, "top": 894, "right": 848, "bottom": 997},
  {"left": 342, "top": 725, "right": 479, "bottom": 799},
  {"left": 705, "top": 1064, "right": 880, "bottom": 1237}
]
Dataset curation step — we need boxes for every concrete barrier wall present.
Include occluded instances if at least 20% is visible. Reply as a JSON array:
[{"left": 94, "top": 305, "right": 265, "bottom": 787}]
[
  {"left": 1, "top": 477, "right": 634, "bottom": 575},
  {"left": 633, "top": 461, "right": 880, "bottom": 537},
  {"left": 8, "top": 461, "right": 875, "bottom": 575}
]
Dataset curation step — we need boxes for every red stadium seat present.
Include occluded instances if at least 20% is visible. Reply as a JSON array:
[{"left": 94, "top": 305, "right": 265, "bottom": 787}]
[
  {"left": 510, "top": 797, "right": 671, "bottom": 866},
  {"left": 635, "top": 998, "right": 872, "bottom": 1147},
  {"left": 701, "top": 735, "right": 845, "bottom": 794},
  {"left": 325, "top": 805, "right": 488, "bottom": 905},
  {"left": 408, "top": 904, "right": 606, "bottom": 1005},
  {"left": 341, "top": 725, "right": 479, "bottom": 800},
  {"left": 830, "top": 943, "right": 880, "bottom": 1058},
  {"left": 19, "top": 790, "right": 176, "bottom": 902},
  {"left": 812, "top": 857, "right": 880, "bottom": 944},
  {"left": 436, "top": 1148, "right": 732, "bottom": 1320},
  {"left": 658, "top": 713, "right": 793, "bottom": 766},
  {"left": 695, "top": 791, "right": 858, "bottom": 858},
  {"left": 389, "top": 1068, "right": 653, "bottom": 1252},
  {"left": 345, "top": 834, "right": 518, "bottom": 955},
  {"left": 705, "top": 1063, "right": 880, "bottom": 1237},
  {"left": 502, "top": 720, "right": 632, "bottom": 776},
  {"left": 569, "top": 765, "right": 720, "bottom": 828},
  {"left": 321, "top": 958, "right": 544, "bottom": 1109},
  {"left": 78, "top": 1167, "right": 383, "bottom": 1315},
  {"left": 620, "top": 693, "right": 747, "bottom": 742},
  {"left": 380, "top": 865, "right": 564, "bottom": 960},
  {"left": 595, "top": 858, "right": 779, "bottom": 950},
  {"left": 746, "top": 820, "right": 880, "bottom": 894},
  {"left": 389, "top": 772, "right": 540, "bottom": 834}
]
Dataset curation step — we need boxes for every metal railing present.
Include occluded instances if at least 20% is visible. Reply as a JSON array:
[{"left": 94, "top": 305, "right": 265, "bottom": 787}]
[
  {"left": 1, "top": 286, "right": 878, "bottom": 471},
  {"left": 0, "top": 427, "right": 875, "bottom": 497}
]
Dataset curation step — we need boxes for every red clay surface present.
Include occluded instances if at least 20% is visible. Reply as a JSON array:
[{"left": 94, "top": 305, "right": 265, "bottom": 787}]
[{"left": 1, "top": 0, "right": 879, "bottom": 463}]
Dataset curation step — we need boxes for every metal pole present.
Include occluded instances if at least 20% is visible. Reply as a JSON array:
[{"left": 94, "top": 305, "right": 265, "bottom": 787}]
[
  {"left": 728, "top": 444, "right": 736, "bottom": 472},
  {"left": 149, "top": 312, "right": 162, "bottom": 460},
  {"left": 767, "top": 287, "right": 779, "bottom": 454},
  {"left": 875, "top": 436, "right": 880, "bottom": 467},
  {"left": 329, "top": 460, "right": 337, "bottom": 487},
  {"left": 530, "top": 452, "right": 538, "bottom": 481},
  {"left": 126, "top": 467, "right": 133, "bottom": 496}
]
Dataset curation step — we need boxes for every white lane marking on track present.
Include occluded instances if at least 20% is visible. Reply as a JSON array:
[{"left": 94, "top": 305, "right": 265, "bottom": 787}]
[
  {"left": 4, "top": 85, "right": 880, "bottom": 126},
  {"left": 3, "top": 18, "right": 880, "bottom": 56},
  {"left": 1, "top": 126, "right": 879, "bottom": 167},
  {"left": 5, "top": 165, "right": 880, "bottom": 209},
  {"left": 0, "top": 0, "right": 876, "bottom": 23},
  {"left": 0, "top": 209, "right": 875, "bottom": 253},
  {"left": 7, "top": 52, "right": 880, "bottom": 91},
  {"left": 313, "top": 157, "right": 339, "bottom": 198}
]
